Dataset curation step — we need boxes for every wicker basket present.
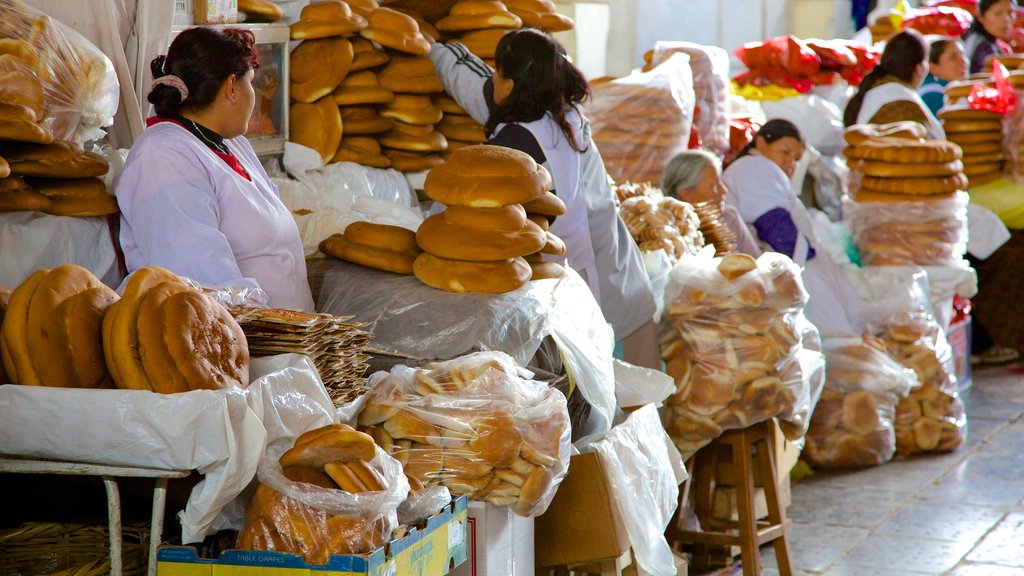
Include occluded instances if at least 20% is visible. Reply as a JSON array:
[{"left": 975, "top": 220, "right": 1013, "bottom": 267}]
[{"left": 0, "top": 522, "right": 149, "bottom": 576}]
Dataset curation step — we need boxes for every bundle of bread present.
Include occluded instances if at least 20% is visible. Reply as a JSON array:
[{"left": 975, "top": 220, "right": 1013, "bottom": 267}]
[
  {"left": 587, "top": 54, "right": 694, "bottom": 186},
  {"left": 374, "top": 54, "right": 449, "bottom": 171},
  {"left": 415, "top": 145, "right": 567, "bottom": 293},
  {"left": 938, "top": 105, "right": 1004, "bottom": 187},
  {"left": 231, "top": 308, "right": 372, "bottom": 405},
  {"left": 733, "top": 36, "right": 878, "bottom": 93},
  {"left": 320, "top": 221, "right": 422, "bottom": 275},
  {"left": 659, "top": 252, "right": 815, "bottom": 459},
  {"left": 618, "top": 194, "right": 704, "bottom": 262},
  {"left": 691, "top": 201, "right": 737, "bottom": 256},
  {"left": 0, "top": 141, "right": 116, "bottom": 216},
  {"left": 611, "top": 180, "right": 659, "bottom": 206},
  {"left": 843, "top": 124, "right": 968, "bottom": 266},
  {"left": 357, "top": 351, "right": 570, "bottom": 517},
  {"left": 433, "top": 94, "right": 486, "bottom": 160},
  {"left": 643, "top": 41, "right": 730, "bottom": 154},
  {"left": 802, "top": 337, "right": 918, "bottom": 468},
  {"left": 237, "top": 423, "right": 406, "bottom": 563},
  {"left": 879, "top": 309, "right": 966, "bottom": 456},
  {"left": 0, "top": 1, "right": 118, "bottom": 145}
]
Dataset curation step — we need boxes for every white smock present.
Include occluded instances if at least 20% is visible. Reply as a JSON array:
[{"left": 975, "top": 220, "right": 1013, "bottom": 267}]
[
  {"left": 856, "top": 81, "right": 946, "bottom": 140},
  {"left": 724, "top": 154, "right": 862, "bottom": 337},
  {"left": 114, "top": 122, "right": 314, "bottom": 311}
]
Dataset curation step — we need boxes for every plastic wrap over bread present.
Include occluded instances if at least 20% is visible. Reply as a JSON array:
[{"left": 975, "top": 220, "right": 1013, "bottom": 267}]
[
  {"left": 237, "top": 426, "right": 409, "bottom": 564},
  {"left": 659, "top": 251, "right": 822, "bottom": 460},
  {"left": 0, "top": 0, "right": 118, "bottom": 145},
  {"left": 803, "top": 336, "right": 918, "bottom": 468},
  {"left": 844, "top": 192, "right": 969, "bottom": 267},
  {"left": 356, "top": 351, "right": 570, "bottom": 517},
  {"left": 648, "top": 41, "right": 730, "bottom": 155},
  {"left": 587, "top": 53, "right": 695, "bottom": 185}
]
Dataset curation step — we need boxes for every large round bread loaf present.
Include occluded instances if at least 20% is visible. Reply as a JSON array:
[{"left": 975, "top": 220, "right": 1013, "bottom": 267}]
[
  {"left": 290, "top": 37, "right": 354, "bottom": 103},
  {"left": 859, "top": 173, "right": 968, "bottom": 195},
  {"left": 290, "top": 0, "right": 367, "bottom": 39},
  {"left": 344, "top": 221, "right": 419, "bottom": 252},
  {"left": 319, "top": 233, "right": 419, "bottom": 274},
  {"left": 442, "top": 204, "right": 527, "bottom": 232},
  {"left": 424, "top": 145, "right": 550, "bottom": 207},
  {"left": 416, "top": 212, "right": 545, "bottom": 260},
  {"left": 413, "top": 253, "right": 531, "bottom": 293},
  {"left": 290, "top": 96, "right": 343, "bottom": 164},
  {"left": 846, "top": 137, "right": 962, "bottom": 164},
  {"left": 853, "top": 159, "right": 963, "bottom": 178}
]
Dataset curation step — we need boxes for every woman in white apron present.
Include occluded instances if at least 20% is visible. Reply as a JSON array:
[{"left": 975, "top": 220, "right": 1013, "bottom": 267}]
[
  {"left": 428, "top": 30, "right": 658, "bottom": 368},
  {"left": 844, "top": 29, "right": 945, "bottom": 140},
  {"left": 114, "top": 27, "right": 313, "bottom": 311},
  {"left": 962, "top": 0, "right": 1015, "bottom": 75},
  {"left": 723, "top": 120, "right": 863, "bottom": 338}
]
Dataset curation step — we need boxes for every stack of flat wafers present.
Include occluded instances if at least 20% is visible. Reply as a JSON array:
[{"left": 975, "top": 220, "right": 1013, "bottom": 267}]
[
  {"left": 232, "top": 307, "right": 372, "bottom": 404},
  {"left": 938, "top": 106, "right": 1004, "bottom": 187},
  {"left": 692, "top": 201, "right": 737, "bottom": 255}
]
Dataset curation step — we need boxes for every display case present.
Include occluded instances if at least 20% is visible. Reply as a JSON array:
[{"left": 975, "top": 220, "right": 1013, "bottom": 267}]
[{"left": 168, "top": 23, "right": 289, "bottom": 157}]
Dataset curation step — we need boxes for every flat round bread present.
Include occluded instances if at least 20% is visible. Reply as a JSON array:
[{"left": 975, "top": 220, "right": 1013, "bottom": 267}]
[
  {"left": 846, "top": 137, "right": 962, "bottom": 164},
  {"left": 854, "top": 159, "right": 963, "bottom": 178},
  {"left": 859, "top": 173, "right": 968, "bottom": 195}
]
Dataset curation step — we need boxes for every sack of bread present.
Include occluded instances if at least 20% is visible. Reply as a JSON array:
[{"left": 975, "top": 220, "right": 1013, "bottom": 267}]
[
  {"left": 0, "top": 2, "right": 118, "bottom": 145},
  {"left": 802, "top": 337, "right": 918, "bottom": 468},
  {"left": 356, "top": 351, "right": 570, "bottom": 517},
  {"left": 618, "top": 193, "right": 704, "bottom": 263},
  {"left": 844, "top": 191, "right": 968, "bottom": 266},
  {"left": 659, "top": 251, "right": 823, "bottom": 459},
  {"left": 646, "top": 41, "right": 730, "bottom": 155},
  {"left": 586, "top": 53, "right": 695, "bottom": 185},
  {"left": 236, "top": 423, "right": 409, "bottom": 563}
]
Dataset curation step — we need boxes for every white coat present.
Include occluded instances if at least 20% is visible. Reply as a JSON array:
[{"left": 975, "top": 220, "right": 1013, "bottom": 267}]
[{"left": 856, "top": 81, "right": 946, "bottom": 140}]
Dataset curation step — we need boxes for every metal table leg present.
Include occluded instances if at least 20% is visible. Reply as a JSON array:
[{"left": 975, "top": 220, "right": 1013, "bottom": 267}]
[
  {"left": 149, "top": 478, "right": 169, "bottom": 576},
  {"left": 102, "top": 476, "right": 123, "bottom": 576}
]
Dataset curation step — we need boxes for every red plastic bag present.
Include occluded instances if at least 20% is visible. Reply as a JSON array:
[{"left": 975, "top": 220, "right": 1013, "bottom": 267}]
[
  {"left": 805, "top": 39, "right": 857, "bottom": 69},
  {"left": 903, "top": 6, "right": 973, "bottom": 36},
  {"left": 735, "top": 36, "right": 821, "bottom": 77},
  {"left": 967, "top": 59, "right": 1017, "bottom": 115}
]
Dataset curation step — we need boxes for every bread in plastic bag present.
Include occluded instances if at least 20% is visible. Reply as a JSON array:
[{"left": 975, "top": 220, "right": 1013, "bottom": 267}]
[
  {"left": 0, "top": 0, "right": 118, "bottom": 145},
  {"left": 659, "top": 251, "right": 821, "bottom": 460},
  {"left": 236, "top": 426, "right": 408, "bottom": 564},
  {"left": 647, "top": 41, "right": 730, "bottom": 156},
  {"left": 843, "top": 192, "right": 968, "bottom": 267},
  {"left": 587, "top": 53, "right": 695, "bottom": 186},
  {"left": 803, "top": 336, "right": 918, "bottom": 468},
  {"left": 356, "top": 351, "right": 570, "bottom": 517},
  {"left": 619, "top": 194, "right": 704, "bottom": 263}
]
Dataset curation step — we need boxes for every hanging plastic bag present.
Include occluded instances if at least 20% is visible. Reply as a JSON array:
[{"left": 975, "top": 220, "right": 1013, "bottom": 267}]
[
  {"left": 902, "top": 6, "right": 973, "bottom": 36},
  {"left": 968, "top": 59, "right": 1017, "bottom": 115}
]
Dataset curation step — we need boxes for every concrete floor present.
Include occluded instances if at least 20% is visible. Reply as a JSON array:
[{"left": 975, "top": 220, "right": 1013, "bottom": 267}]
[{"left": 697, "top": 364, "right": 1024, "bottom": 576}]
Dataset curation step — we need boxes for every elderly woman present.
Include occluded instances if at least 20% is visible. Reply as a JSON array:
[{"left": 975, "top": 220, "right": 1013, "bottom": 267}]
[{"left": 661, "top": 149, "right": 760, "bottom": 256}]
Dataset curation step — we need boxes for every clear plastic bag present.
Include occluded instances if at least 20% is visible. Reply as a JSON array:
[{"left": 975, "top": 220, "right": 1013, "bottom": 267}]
[
  {"left": 649, "top": 41, "right": 730, "bottom": 156},
  {"left": 0, "top": 0, "right": 119, "bottom": 144},
  {"left": 659, "top": 251, "right": 820, "bottom": 460},
  {"left": 803, "top": 336, "right": 918, "bottom": 468},
  {"left": 843, "top": 192, "right": 969, "bottom": 267},
  {"left": 587, "top": 53, "right": 695, "bottom": 186},
  {"left": 1003, "top": 89, "right": 1024, "bottom": 182},
  {"left": 356, "top": 351, "right": 571, "bottom": 517},
  {"left": 236, "top": 441, "right": 408, "bottom": 564}
]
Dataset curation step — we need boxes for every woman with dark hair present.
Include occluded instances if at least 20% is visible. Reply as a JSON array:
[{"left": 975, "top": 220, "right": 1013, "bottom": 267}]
[
  {"left": 114, "top": 27, "right": 313, "bottom": 311},
  {"left": 844, "top": 29, "right": 944, "bottom": 139},
  {"left": 428, "top": 29, "right": 658, "bottom": 368},
  {"left": 918, "top": 38, "right": 967, "bottom": 116},
  {"left": 963, "top": 0, "right": 1016, "bottom": 74},
  {"left": 723, "top": 119, "right": 862, "bottom": 336}
]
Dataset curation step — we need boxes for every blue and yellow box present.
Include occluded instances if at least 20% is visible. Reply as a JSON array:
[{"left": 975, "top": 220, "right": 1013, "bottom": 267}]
[{"left": 157, "top": 496, "right": 468, "bottom": 576}]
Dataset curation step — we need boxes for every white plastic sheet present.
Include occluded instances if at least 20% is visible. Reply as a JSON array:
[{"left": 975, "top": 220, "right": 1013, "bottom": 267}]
[
  {"left": 612, "top": 358, "right": 675, "bottom": 409},
  {"left": 578, "top": 404, "right": 687, "bottom": 576},
  {"left": 761, "top": 94, "right": 846, "bottom": 157},
  {"left": 0, "top": 212, "right": 117, "bottom": 288},
  {"left": 316, "top": 259, "right": 617, "bottom": 437},
  {"left": 0, "top": 353, "right": 334, "bottom": 543}
]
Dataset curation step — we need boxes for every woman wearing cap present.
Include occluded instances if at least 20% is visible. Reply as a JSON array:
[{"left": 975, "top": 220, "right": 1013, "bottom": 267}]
[
  {"left": 723, "top": 119, "right": 862, "bottom": 337},
  {"left": 114, "top": 27, "right": 313, "bottom": 311},
  {"left": 844, "top": 29, "right": 945, "bottom": 139},
  {"left": 427, "top": 28, "right": 658, "bottom": 368},
  {"left": 963, "top": 0, "right": 1016, "bottom": 74},
  {"left": 918, "top": 38, "right": 968, "bottom": 116}
]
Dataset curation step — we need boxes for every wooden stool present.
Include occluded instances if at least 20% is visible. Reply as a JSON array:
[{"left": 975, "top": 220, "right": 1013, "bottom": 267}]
[{"left": 669, "top": 419, "right": 792, "bottom": 576}]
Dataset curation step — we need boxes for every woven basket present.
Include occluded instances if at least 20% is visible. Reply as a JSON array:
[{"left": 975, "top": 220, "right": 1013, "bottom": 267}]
[{"left": 0, "top": 522, "right": 149, "bottom": 576}]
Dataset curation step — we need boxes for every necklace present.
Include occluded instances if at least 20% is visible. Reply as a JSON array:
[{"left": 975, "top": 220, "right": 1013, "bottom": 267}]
[{"left": 184, "top": 117, "right": 230, "bottom": 155}]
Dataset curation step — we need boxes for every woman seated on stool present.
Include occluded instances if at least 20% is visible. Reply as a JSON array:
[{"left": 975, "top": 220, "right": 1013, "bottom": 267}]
[
  {"left": 114, "top": 27, "right": 314, "bottom": 311},
  {"left": 661, "top": 149, "right": 760, "bottom": 256},
  {"left": 918, "top": 38, "right": 968, "bottom": 116},
  {"left": 963, "top": 0, "right": 1016, "bottom": 74}
]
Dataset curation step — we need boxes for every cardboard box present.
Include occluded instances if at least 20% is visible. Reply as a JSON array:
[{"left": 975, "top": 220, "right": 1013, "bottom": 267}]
[
  {"left": 451, "top": 500, "right": 534, "bottom": 576},
  {"left": 156, "top": 496, "right": 468, "bottom": 576},
  {"left": 534, "top": 452, "right": 630, "bottom": 568}
]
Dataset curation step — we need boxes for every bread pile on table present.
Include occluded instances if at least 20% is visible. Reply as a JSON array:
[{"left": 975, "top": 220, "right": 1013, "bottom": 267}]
[
  {"left": 843, "top": 123, "right": 969, "bottom": 267},
  {"left": 619, "top": 194, "right": 704, "bottom": 262},
  {"left": 659, "top": 253, "right": 811, "bottom": 458},
  {"left": 320, "top": 221, "right": 422, "bottom": 275},
  {"left": 414, "top": 145, "right": 566, "bottom": 293},
  {"left": 232, "top": 307, "right": 373, "bottom": 404},
  {"left": 938, "top": 105, "right": 1004, "bottom": 187},
  {"left": 357, "top": 351, "right": 570, "bottom": 517}
]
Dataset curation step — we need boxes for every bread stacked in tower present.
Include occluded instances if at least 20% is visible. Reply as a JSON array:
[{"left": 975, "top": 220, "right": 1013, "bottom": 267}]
[
  {"left": 437, "top": 1, "right": 522, "bottom": 69},
  {"left": 432, "top": 95, "right": 486, "bottom": 160},
  {"left": 843, "top": 123, "right": 969, "bottom": 266},
  {"left": 938, "top": 105, "right": 1004, "bottom": 187},
  {"left": 501, "top": 0, "right": 574, "bottom": 32},
  {"left": 415, "top": 145, "right": 566, "bottom": 293}
]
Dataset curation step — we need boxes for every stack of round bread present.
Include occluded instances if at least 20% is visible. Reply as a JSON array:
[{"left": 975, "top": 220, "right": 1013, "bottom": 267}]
[
  {"left": 1, "top": 264, "right": 118, "bottom": 388},
  {"left": 692, "top": 201, "right": 738, "bottom": 256},
  {"left": 618, "top": 194, "right": 704, "bottom": 262},
  {"left": 0, "top": 141, "right": 116, "bottom": 216},
  {"left": 357, "top": 351, "right": 570, "bottom": 516},
  {"left": 433, "top": 95, "right": 487, "bottom": 160},
  {"left": 879, "top": 312, "right": 966, "bottom": 456},
  {"left": 319, "top": 221, "right": 422, "bottom": 274},
  {"left": 802, "top": 338, "right": 917, "bottom": 469},
  {"left": 237, "top": 424, "right": 390, "bottom": 562},
  {"left": 415, "top": 145, "right": 567, "bottom": 292},
  {"left": 102, "top": 267, "right": 249, "bottom": 393},
  {"left": 660, "top": 253, "right": 808, "bottom": 458},
  {"left": 0, "top": 40, "right": 54, "bottom": 146},
  {"left": 437, "top": 1, "right": 522, "bottom": 70},
  {"left": 844, "top": 126, "right": 969, "bottom": 266},
  {"left": 938, "top": 106, "right": 1004, "bottom": 187},
  {"left": 943, "top": 78, "right": 991, "bottom": 105},
  {"left": 589, "top": 78, "right": 692, "bottom": 185},
  {"left": 501, "top": 0, "right": 573, "bottom": 32}
]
